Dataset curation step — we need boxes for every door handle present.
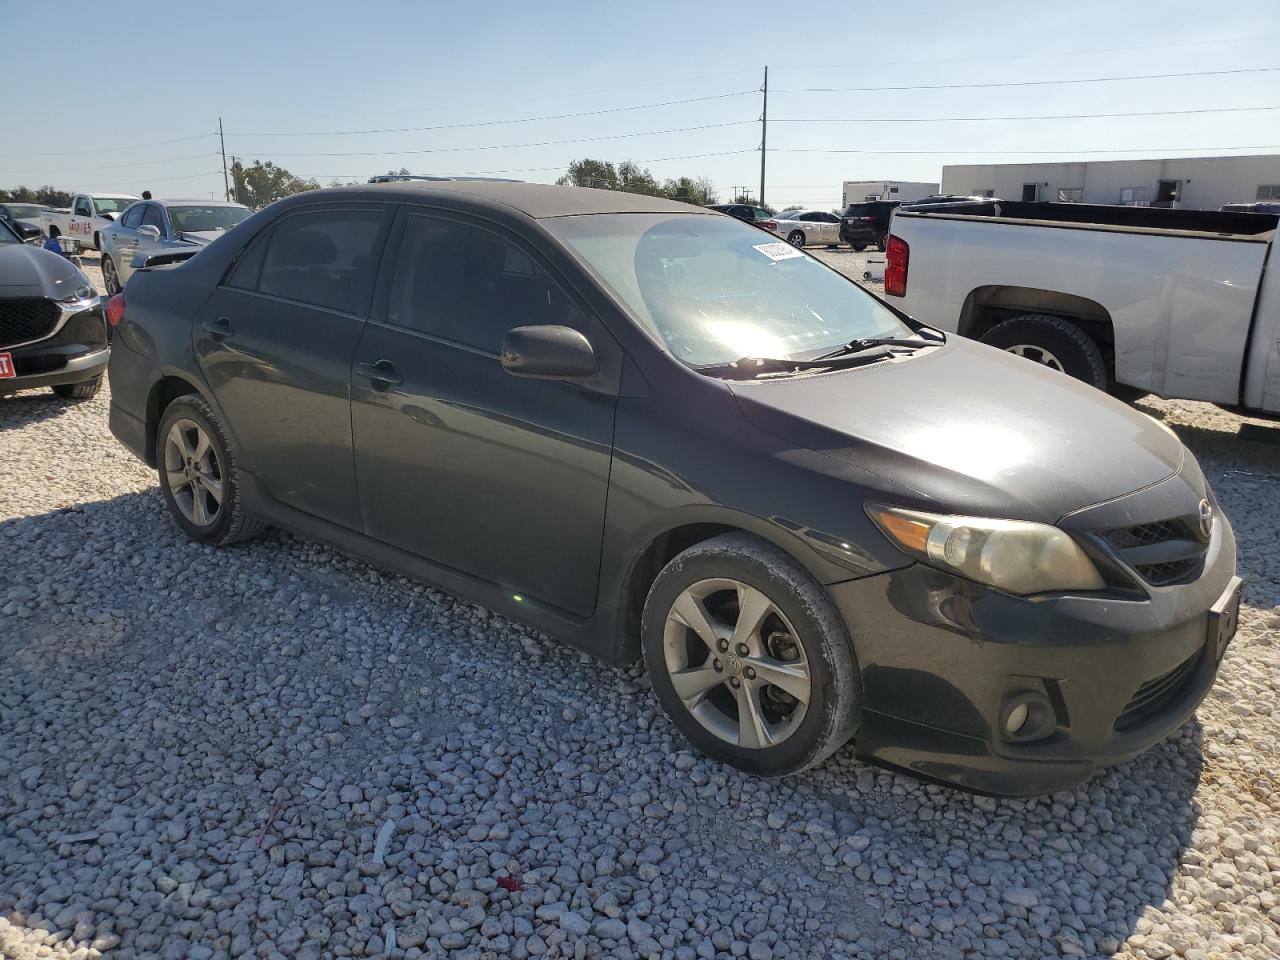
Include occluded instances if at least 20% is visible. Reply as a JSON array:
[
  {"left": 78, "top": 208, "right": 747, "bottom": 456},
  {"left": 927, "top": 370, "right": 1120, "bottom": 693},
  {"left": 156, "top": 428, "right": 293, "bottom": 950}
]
[
  {"left": 201, "top": 317, "right": 234, "bottom": 339},
  {"left": 355, "top": 359, "right": 404, "bottom": 388}
]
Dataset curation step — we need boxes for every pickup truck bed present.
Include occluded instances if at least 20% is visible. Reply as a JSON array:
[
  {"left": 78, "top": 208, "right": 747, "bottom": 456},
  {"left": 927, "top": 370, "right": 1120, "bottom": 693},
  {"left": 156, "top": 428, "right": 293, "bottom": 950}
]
[{"left": 886, "top": 201, "right": 1280, "bottom": 415}]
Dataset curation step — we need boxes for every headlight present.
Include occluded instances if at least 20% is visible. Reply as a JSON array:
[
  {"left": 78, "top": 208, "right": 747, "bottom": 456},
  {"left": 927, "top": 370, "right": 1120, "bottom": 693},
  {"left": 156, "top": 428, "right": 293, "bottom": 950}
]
[
  {"left": 866, "top": 505, "right": 1104, "bottom": 595},
  {"left": 59, "top": 285, "right": 94, "bottom": 303}
]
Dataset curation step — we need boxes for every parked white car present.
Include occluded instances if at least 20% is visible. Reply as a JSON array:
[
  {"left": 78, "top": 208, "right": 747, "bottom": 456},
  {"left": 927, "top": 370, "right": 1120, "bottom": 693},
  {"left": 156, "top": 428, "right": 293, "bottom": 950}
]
[
  {"left": 885, "top": 200, "right": 1280, "bottom": 414},
  {"left": 770, "top": 210, "right": 843, "bottom": 248},
  {"left": 40, "top": 193, "right": 139, "bottom": 252}
]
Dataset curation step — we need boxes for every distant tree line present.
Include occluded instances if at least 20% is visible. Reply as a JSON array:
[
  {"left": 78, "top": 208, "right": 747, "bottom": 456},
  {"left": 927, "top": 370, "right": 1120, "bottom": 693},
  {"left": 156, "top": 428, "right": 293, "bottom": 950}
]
[
  {"left": 556, "top": 159, "right": 720, "bottom": 205},
  {"left": 0, "top": 186, "right": 74, "bottom": 207}
]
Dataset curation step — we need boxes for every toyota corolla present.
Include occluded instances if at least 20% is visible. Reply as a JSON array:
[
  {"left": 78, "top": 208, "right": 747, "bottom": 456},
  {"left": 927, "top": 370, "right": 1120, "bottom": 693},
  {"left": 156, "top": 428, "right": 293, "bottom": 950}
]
[{"left": 105, "top": 181, "right": 1239, "bottom": 795}]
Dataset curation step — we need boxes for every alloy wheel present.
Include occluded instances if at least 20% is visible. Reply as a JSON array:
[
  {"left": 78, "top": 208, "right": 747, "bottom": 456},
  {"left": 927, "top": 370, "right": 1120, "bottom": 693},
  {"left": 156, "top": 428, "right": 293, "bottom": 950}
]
[
  {"left": 663, "top": 578, "right": 811, "bottom": 749},
  {"left": 1006, "top": 344, "right": 1066, "bottom": 373},
  {"left": 102, "top": 256, "right": 120, "bottom": 295},
  {"left": 163, "top": 418, "right": 224, "bottom": 527}
]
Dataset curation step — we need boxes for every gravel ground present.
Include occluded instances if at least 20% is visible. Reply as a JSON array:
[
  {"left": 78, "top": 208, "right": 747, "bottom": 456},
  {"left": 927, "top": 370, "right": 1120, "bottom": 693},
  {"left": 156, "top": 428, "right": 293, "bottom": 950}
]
[{"left": 1, "top": 253, "right": 1278, "bottom": 960}]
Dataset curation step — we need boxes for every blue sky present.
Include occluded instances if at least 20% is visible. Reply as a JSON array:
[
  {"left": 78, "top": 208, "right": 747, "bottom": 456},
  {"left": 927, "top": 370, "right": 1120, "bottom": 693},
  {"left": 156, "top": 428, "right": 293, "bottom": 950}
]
[{"left": 3, "top": 0, "right": 1278, "bottom": 208}]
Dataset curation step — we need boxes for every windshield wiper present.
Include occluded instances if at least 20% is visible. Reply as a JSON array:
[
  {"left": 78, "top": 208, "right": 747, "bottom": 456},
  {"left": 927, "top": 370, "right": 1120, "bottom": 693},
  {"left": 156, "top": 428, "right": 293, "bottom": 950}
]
[
  {"left": 696, "top": 350, "right": 900, "bottom": 380},
  {"left": 812, "top": 334, "right": 936, "bottom": 361}
]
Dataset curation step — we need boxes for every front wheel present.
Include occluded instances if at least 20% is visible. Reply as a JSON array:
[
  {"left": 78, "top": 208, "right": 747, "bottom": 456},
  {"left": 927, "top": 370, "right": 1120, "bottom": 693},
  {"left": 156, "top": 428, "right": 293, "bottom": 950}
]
[
  {"left": 102, "top": 254, "right": 121, "bottom": 295},
  {"left": 642, "top": 533, "right": 861, "bottom": 776},
  {"left": 786, "top": 230, "right": 805, "bottom": 247},
  {"left": 52, "top": 375, "right": 102, "bottom": 400},
  {"left": 156, "top": 394, "right": 265, "bottom": 546},
  {"left": 979, "top": 313, "right": 1108, "bottom": 391}
]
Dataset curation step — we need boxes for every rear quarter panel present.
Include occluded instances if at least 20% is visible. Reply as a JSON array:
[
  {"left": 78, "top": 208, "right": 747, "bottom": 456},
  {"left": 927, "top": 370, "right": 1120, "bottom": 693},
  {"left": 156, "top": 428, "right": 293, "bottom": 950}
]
[{"left": 890, "top": 213, "right": 1269, "bottom": 404}]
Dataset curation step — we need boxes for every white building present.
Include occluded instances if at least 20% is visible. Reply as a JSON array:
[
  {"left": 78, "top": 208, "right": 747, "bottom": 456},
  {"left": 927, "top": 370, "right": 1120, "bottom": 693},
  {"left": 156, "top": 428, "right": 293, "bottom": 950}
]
[
  {"left": 842, "top": 180, "right": 939, "bottom": 207},
  {"left": 940, "top": 153, "right": 1280, "bottom": 210}
]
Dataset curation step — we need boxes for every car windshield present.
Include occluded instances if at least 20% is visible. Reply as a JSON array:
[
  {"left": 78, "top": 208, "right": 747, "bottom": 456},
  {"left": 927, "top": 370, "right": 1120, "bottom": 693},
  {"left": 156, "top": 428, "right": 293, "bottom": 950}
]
[
  {"left": 93, "top": 197, "right": 136, "bottom": 214},
  {"left": 167, "top": 205, "right": 252, "bottom": 233},
  {"left": 546, "top": 213, "right": 912, "bottom": 367},
  {"left": 5, "top": 204, "right": 47, "bottom": 219}
]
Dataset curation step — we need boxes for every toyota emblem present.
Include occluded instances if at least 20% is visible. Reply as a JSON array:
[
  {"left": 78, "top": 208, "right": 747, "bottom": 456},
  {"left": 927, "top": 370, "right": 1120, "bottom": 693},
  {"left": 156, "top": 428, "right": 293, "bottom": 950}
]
[{"left": 1198, "top": 499, "right": 1213, "bottom": 539}]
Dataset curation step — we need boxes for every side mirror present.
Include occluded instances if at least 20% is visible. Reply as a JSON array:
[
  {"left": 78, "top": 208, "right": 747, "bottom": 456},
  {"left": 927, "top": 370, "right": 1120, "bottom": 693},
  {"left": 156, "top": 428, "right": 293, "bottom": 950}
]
[
  {"left": 137, "top": 224, "right": 162, "bottom": 240},
  {"left": 500, "top": 325, "right": 596, "bottom": 379}
]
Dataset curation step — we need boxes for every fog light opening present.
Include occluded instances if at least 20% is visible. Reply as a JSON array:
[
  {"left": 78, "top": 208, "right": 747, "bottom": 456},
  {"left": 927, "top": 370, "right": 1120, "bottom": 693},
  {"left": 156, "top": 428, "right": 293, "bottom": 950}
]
[{"left": 1005, "top": 701, "right": 1030, "bottom": 735}]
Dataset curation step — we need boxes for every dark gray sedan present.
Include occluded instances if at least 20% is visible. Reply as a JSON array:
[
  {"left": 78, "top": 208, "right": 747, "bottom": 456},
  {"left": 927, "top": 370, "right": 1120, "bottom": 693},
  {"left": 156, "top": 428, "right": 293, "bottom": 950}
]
[
  {"left": 99, "top": 198, "right": 252, "bottom": 294},
  {"left": 104, "top": 181, "right": 1239, "bottom": 795}
]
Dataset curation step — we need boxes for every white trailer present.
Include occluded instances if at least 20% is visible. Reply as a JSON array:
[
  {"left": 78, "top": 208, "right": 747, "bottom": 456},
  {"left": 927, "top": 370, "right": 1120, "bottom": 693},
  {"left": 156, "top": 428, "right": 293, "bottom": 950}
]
[{"left": 842, "top": 180, "right": 938, "bottom": 207}]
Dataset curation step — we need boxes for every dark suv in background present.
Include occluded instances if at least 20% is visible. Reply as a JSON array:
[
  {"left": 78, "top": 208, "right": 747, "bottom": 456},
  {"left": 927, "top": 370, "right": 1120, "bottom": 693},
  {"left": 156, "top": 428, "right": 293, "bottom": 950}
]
[
  {"left": 708, "top": 203, "right": 778, "bottom": 232},
  {"left": 840, "top": 201, "right": 898, "bottom": 251}
]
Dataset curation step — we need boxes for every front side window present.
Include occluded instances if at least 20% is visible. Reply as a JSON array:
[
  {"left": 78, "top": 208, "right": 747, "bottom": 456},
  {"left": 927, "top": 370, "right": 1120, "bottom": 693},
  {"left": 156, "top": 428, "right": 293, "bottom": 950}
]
[
  {"left": 386, "top": 213, "right": 585, "bottom": 354},
  {"left": 120, "top": 204, "right": 145, "bottom": 229},
  {"left": 74, "top": 197, "right": 91, "bottom": 216},
  {"left": 257, "top": 209, "right": 386, "bottom": 313},
  {"left": 140, "top": 204, "right": 165, "bottom": 232},
  {"left": 547, "top": 213, "right": 912, "bottom": 367}
]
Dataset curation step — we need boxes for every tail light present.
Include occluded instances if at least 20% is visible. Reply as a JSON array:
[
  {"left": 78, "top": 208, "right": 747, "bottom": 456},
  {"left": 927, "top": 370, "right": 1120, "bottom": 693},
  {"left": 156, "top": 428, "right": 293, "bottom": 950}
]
[
  {"left": 760, "top": 220, "right": 778, "bottom": 231},
  {"left": 106, "top": 293, "right": 125, "bottom": 326},
  {"left": 885, "top": 235, "right": 909, "bottom": 297}
]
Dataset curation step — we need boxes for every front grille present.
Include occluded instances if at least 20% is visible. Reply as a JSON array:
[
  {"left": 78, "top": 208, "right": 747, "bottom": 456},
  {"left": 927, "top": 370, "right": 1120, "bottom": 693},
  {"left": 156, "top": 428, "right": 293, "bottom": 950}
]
[
  {"left": 1106, "top": 520, "right": 1181, "bottom": 549},
  {"left": 1135, "top": 557, "right": 1203, "bottom": 586},
  {"left": 1100, "top": 514, "right": 1208, "bottom": 587},
  {"left": 1114, "top": 649, "right": 1202, "bottom": 731},
  {"left": 0, "top": 298, "right": 60, "bottom": 347}
]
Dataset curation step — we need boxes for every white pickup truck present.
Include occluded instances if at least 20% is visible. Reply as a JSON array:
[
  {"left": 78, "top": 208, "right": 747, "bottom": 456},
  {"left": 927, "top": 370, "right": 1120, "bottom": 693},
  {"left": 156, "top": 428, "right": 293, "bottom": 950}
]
[
  {"left": 884, "top": 201, "right": 1280, "bottom": 415},
  {"left": 40, "top": 193, "right": 139, "bottom": 252}
]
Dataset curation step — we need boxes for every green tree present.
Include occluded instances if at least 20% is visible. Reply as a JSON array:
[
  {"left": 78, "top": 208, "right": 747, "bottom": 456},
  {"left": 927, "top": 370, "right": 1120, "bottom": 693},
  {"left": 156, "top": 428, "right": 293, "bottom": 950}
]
[
  {"left": 0, "top": 186, "right": 71, "bottom": 206},
  {"left": 556, "top": 159, "right": 619, "bottom": 190},
  {"left": 230, "top": 160, "right": 320, "bottom": 209}
]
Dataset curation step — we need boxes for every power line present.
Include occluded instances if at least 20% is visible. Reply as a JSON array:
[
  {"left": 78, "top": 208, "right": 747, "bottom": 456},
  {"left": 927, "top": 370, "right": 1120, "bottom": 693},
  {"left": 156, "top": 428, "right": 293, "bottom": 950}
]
[
  {"left": 775, "top": 66, "right": 1280, "bottom": 93},
  {"left": 2, "top": 152, "right": 219, "bottom": 175},
  {"left": 77, "top": 170, "right": 225, "bottom": 188},
  {"left": 232, "top": 91, "right": 757, "bottom": 138},
  {"left": 4, "top": 132, "right": 218, "bottom": 159},
  {"left": 773, "top": 34, "right": 1280, "bottom": 72},
  {"left": 771, "top": 105, "right": 1280, "bottom": 124},
  {"left": 248, "top": 121, "right": 754, "bottom": 159},
  {"left": 773, "top": 144, "right": 1280, "bottom": 156}
]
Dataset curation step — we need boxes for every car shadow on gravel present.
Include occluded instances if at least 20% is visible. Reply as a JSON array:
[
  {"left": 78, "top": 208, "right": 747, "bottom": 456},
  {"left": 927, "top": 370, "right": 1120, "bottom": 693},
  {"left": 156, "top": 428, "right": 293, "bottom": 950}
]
[
  {"left": 2, "top": 486, "right": 1216, "bottom": 959},
  {"left": 0, "top": 392, "right": 86, "bottom": 431}
]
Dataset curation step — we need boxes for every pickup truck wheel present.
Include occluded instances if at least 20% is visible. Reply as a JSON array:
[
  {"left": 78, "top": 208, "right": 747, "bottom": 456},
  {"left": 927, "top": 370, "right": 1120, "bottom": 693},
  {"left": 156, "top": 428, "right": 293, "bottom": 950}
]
[
  {"left": 980, "top": 314, "right": 1108, "bottom": 391},
  {"left": 48, "top": 226, "right": 60, "bottom": 239},
  {"left": 787, "top": 230, "right": 806, "bottom": 247},
  {"left": 642, "top": 533, "right": 860, "bottom": 776}
]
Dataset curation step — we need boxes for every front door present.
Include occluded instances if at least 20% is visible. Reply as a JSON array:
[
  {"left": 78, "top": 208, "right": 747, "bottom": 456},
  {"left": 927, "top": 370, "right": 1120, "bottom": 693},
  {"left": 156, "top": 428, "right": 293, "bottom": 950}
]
[
  {"left": 350, "top": 209, "right": 618, "bottom": 616},
  {"left": 193, "top": 204, "right": 393, "bottom": 530}
]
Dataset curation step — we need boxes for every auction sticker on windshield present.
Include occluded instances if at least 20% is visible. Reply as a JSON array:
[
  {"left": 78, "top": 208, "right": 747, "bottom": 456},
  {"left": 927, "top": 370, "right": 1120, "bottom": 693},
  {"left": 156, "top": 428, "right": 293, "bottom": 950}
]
[
  {"left": 753, "top": 242, "right": 805, "bottom": 262},
  {"left": 0, "top": 352, "right": 14, "bottom": 379}
]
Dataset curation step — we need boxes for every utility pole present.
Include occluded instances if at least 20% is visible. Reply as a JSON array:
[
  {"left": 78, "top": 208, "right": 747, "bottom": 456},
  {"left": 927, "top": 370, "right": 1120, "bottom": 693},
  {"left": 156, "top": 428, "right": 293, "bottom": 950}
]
[
  {"left": 218, "top": 118, "right": 230, "bottom": 202},
  {"left": 759, "top": 66, "right": 768, "bottom": 209}
]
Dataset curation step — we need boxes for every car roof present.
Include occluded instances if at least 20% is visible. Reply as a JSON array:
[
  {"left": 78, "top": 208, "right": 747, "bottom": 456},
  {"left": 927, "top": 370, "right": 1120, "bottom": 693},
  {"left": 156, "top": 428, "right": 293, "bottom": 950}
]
[
  {"left": 157, "top": 198, "right": 251, "bottom": 207},
  {"left": 287, "top": 180, "right": 719, "bottom": 220},
  {"left": 88, "top": 193, "right": 140, "bottom": 199}
]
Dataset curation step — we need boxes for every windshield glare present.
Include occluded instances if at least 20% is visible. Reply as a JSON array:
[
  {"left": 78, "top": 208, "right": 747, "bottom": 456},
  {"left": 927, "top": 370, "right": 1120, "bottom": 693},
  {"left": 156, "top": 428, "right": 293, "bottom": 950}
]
[
  {"left": 167, "top": 205, "right": 251, "bottom": 233},
  {"left": 547, "top": 213, "right": 911, "bottom": 366}
]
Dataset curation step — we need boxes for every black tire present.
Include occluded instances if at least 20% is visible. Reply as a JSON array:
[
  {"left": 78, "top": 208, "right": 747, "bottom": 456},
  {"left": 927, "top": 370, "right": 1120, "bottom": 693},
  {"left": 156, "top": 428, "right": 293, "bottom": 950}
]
[
  {"left": 93, "top": 232, "right": 101, "bottom": 252},
  {"left": 48, "top": 226, "right": 60, "bottom": 239},
  {"left": 51, "top": 375, "right": 102, "bottom": 400},
  {"left": 101, "top": 254, "right": 121, "bottom": 295},
  {"left": 875, "top": 232, "right": 888, "bottom": 252},
  {"left": 979, "top": 313, "right": 1108, "bottom": 391},
  {"left": 786, "top": 230, "right": 805, "bottom": 247},
  {"left": 156, "top": 393, "right": 265, "bottom": 546},
  {"left": 642, "top": 533, "right": 861, "bottom": 777},
  {"left": 851, "top": 242, "right": 867, "bottom": 252}
]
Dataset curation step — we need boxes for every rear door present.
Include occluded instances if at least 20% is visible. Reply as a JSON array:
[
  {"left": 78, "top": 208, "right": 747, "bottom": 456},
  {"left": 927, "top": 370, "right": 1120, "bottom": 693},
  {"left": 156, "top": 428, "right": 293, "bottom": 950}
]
[
  {"left": 349, "top": 207, "right": 619, "bottom": 616},
  {"left": 192, "top": 204, "right": 393, "bottom": 530}
]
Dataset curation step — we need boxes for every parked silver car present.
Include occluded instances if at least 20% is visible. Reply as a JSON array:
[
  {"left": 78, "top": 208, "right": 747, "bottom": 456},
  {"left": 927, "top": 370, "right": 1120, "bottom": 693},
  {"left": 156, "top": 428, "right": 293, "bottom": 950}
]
[
  {"left": 100, "top": 199, "right": 252, "bottom": 294},
  {"left": 769, "top": 209, "right": 843, "bottom": 248}
]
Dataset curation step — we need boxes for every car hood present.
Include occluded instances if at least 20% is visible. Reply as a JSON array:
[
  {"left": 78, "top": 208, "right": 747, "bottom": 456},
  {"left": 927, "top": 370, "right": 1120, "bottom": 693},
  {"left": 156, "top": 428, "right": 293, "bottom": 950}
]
[
  {"left": 0, "top": 243, "right": 87, "bottom": 298},
  {"left": 728, "top": 338, "right": 1186, "bottom": 523}
]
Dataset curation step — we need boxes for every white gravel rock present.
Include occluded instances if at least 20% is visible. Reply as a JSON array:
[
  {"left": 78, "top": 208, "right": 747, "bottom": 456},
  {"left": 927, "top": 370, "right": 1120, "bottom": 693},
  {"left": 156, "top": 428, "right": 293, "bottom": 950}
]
[{"left": 0, "top": 253, "right": 1277, "bottom": 958}]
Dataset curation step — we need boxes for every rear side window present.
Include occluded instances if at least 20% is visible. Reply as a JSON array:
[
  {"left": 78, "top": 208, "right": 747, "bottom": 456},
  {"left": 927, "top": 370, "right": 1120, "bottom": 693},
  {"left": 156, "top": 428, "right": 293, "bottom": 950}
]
[
  {"left": 257, "top": 209, "right": 386, "bottom": 314},
  {"left": 226, "top": 230, "right": 270, "bottom": 291},
  {"left": 385, "top": 213, "right": 586, "bottom": 354}
]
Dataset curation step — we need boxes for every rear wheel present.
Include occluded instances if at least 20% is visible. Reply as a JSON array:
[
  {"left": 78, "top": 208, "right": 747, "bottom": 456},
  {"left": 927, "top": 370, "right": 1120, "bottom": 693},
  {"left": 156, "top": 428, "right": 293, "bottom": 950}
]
[
  {"left": 876, "top": 232, "right": 888, "bottom": 252},
  {"left": 156, "top": 394, "right": 265, "bottom": 546},
  {"left": 642, "top": 533, "right": 860, "bottom": 776},
  {"left": 51, "top": 375, "right": 102, "bottom": 400},
  {"left": 979, "top": 313, "right": 1108, "bottom": 391},
  {"left": 851, "top": 242, "right": 867, "bottom": 252},
  {"left": 102, "top": 254, "right": 121, "bottom": 295},
  {"left": 787, "top": 230, "right": 806, "bottom": 247}
]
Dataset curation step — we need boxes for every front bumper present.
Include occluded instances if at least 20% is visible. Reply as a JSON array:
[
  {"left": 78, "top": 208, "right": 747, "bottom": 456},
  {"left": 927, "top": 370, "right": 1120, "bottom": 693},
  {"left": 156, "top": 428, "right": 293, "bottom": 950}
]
[
  {"left": 830, "top": 507, "right": 1237, "bottom": 796},
  {"left": 1, "top": 303, "right": 109, "bottom": 394}
]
